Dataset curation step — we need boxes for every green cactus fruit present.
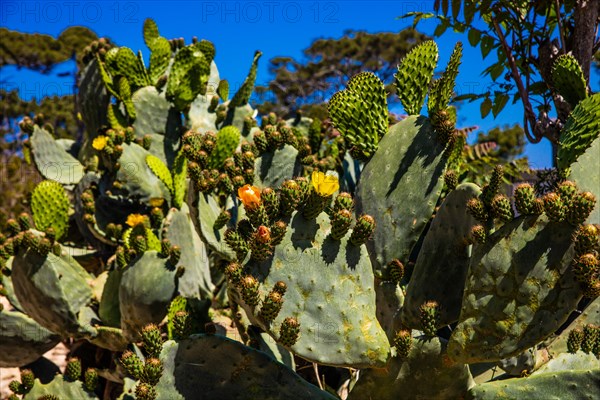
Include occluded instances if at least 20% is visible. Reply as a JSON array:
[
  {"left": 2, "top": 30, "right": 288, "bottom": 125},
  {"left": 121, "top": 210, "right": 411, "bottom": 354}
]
[
  {"left": 65, "top": 358, "right": 82, "bottom": 381},
  {"left": 261, "top": 188, "right": 280, "bottom": 221},
  {"left": 171, "top": 310, "right": 191, "bottom": 340},
  {"left": 20, "top": 369, "right": 34, "bottom": 392},
  {"left": 387, "top": 259, "right": 405, "bottom": 284},
  {"left": 270, "top": 220, "right": 287, "bottom": 246},
  {"left": 150, "top": 207, "right": 164, "bottom": 230},
  {"left": 481, "top": 165, "right": 504, "bottom": 207},
  {"left": 273, "top": 281, "right": 287, "bottom": 296},
  {"left": 17, "top": 213, "right": 31, "bottom": 231},
  {"left": 224, "top": 229, "right": 248, "bottom": 261},
  {"left": 567, "top": 328, "right": 584, "bottom": 353},
  {"left": 574, "top": 224, "right": 599, "bottom": 254},
  {"left": 328, "top": 72, "right": 387, "bottom": 160},
  {"left": 253, "top": 131, "right": 269, "bottom": 153},
  {"left": 31, "top": 180, "right": 70, "bottom": 240},
  {"left": 259, "top": 290, "right": 284, "bottom": 323},
  {"left": 333, "top": 192, "right": 354, "bottom": 213},
  {"left": 581, "top": 324, "right": 598, "bottom": 354},
  {"left": 279, "top": 317, "right": 300, "bottom": 347},
  {"left": 349, "top": 214, "right": 376, "bottom": 246},
  {"left": 212, "top": 210, "right": 230, "bottom": 230},
  {"left": 209, "top": 126, "right": 241, "bottom": 169},
  {"left": 428, "top": 42, "right": 462, "bottom": 115},
  {"left": 448, "top": 215, "right": 583, "bottom": 364},
  {"left": 566, "top": 191, "right": 597, "bottom": 225},
  {"left": 471, "top": 224, "right": 487, "bottom": 244},
  {"left": 132, "top": 235, "right": 148, "bottom": 254},
  {"left": 302, "top": 189, "right": 331, "bottom": 220},
  {"left": 229, "top": 50, "right": 261, "bottom": 107},
  {"left": 135, "top": 382, "right": 157, "bottom": 400},
  {"left": 280, "top": 180, "right": 302, "bottom": 216},
  {"left": 491, "top": 194, "right": 514, "bottom": 222},
  {"left": 558, "top": 180, "right": 578, "bottom": 207},
  {"left": 395, "top": 40, "right": 438, "bottom": 115},
  {"left": 557, "top": 93, "right": 600, "bottom": 169},
  {"left": 246, "top": 204, "right": 269, "bottom": 229},
  {"left": 121, "top": 350, "right": 144, "bottom": 379},
  {"left": 572, "top": 253, "right": 599, "bottom": 283},
  {"left": 330, "top": 209, "right": 353, "bottom": 240},
  {"left": 83, "top": 368, "right": 98, "bottom": 392},
  {"left": 241, "top": 275, "right": 261, "bottom": 307},
  {"left": 514, "top": 183, "right": 537, "bottom": 215},
  {"left": 544, "top": 192, "right": 565, "bottom": 222},
  {"left": 142, "top": 358, "right": 163, "bottom": 385},
  {"left": 224, "top": 261, "right": 243, "bottom": 287},
  {"left": 419, "top": 301, "right": 440, "bottom": 337},
  {"left": 551, "top": 54, "right": 588, "bottom": 108},
  {"left": 249, "top": 226, "right": 273, "bottom": 262},
  {"left": 142, "top": 324, "right": 163, "bottom": 358},
  {"left": 393, "top": 329, "right": 412, "bottom": 359},
  {"left": 444, "top": 170, "right": 458, "bottom": 190}
]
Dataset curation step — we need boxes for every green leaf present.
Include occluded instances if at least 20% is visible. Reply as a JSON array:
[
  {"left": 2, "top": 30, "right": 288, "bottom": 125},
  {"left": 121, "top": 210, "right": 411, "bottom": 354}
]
[
  {"left": 468, "top": 28, "right": 481, "bottom": 46},
  {"left": 480, "top": 97, "right": 492, "bottom": 118},
  {"left": 434, "top": 19, "right": 449, "bottom": 37},
  {"left": 480, "top": 36, "right": 495, "bottom": 59},
  {"left": 464, "top": 0, "right": 475, "bottom": 24},
  {"left": 492, "top": 93, "right": 509, "bottom": 117},
  {"left": 451, "top": 0, "right": 461, "bottom": 19}
]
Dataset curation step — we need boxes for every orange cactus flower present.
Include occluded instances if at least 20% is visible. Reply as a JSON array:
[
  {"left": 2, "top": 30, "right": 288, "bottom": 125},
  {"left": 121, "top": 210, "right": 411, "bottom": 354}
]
[
  {"left": 126, "top": 214, "right": 147, "bottom": 227},
  {"left": 256, "top": 225, "right": 271, "bottom": 243},
  {"left": 238, "top": 184, "right": 261, "bottom": 208}
]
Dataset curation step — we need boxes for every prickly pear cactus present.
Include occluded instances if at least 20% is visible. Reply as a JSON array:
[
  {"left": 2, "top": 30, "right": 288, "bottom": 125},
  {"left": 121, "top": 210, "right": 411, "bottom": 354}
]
[
  {"left": 22, "top": 375, "right": 99, "bottom": 400},
  {"left": 30, "top": 125, "right": 85, "bottom": 184},
  {"left": 350, "top": 334, "right": 474, "bottom": 400},
  {"left": 31, "top": 180, "right": 70, "bottom": 240},
  {"left": 394, "top": 40, "right": 438, "bottom": 115},
  {"left": 402, "top": 182, "right": 481, "bottom": 328},
  {"left": 551, "top": 54, "right": 588, "bottom": 108},
  {"left": 356, "top": 116, "right": 448, "bottom": 277},
  {"left": 569, "top": 135, "right": 600, "bottom": 224},
  {"left": 557, "top": 93, "right": 600, "bottom": 170},
  {"left": 235, "top": 210, "right": 390, "bottom": 367},
  {"left": 153, "top": 334, "right": 336, "bottom": 399},
  {"left": 448, "top": 215, "right": 584, "bottom": 363}
]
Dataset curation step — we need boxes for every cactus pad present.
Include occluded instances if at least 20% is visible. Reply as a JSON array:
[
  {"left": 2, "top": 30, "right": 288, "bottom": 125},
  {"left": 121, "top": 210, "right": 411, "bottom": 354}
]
[
  {"left": 31, "top": 126, "right": 85, "bottom": 185},
  {"left": 557, "top": 93, "right": 600, "bottom": 169},
  {"left": 448, "top": 215, "right": 583, "bottom": 363},
  {"left": 31, "top": 180, "right": 70, "bottom": 240},
  {"left": 551, "top": 54, "right": 588, "bottom": 108},
  {"left": 395, "top": 40, "right": 438, "bottom": 115}
]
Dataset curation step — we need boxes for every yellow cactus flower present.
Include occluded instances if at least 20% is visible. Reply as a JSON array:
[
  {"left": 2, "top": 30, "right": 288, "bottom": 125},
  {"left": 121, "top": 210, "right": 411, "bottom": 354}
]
[
  {"left": 238, "top": 184, "right": 261, "bottom": 209},
  {"left": 149, "top": 198, "right": 165, "bottom": 208},
  {"left": 92, "top": 135, "right": 108, "bottom": 150},
  {"left": 126, "top": 214, "right": 147, "bottom": 227},
  {"left": 311, "top": 170, "right": 339, "bottom": 197}
]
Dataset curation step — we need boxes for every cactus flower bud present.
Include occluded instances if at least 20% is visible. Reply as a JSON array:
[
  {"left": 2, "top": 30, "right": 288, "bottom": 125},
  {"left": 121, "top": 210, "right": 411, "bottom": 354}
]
[
  {"left": 141, "top": 324, "right": 163, "bottom": 358},
  {"left": 142, "top": 358, "right": 163, "bottom": 385},
  {"left": 393, "top": 329, "right": 412, "bottom": 359},
  {"left": 259, "top": 290, "right": 284, "bottom": 323},
  {"left": 514, "top": 183, "right": 537, "bottom": 215},
  {"left": 466, "top": 198, "right": 488, "bottom": 222},
  {"left": 279, "top": 317, "right": 300, "bottom": 347},
  {"left": 572, "top": 253, "right": 599, "bottom": 283},
  {"left": 271, "top": 221, "right": 287, "bottom": 246},
  {"left": 273, "top": 281, "right": 287, "bottom": 296},
  {"left": 470, "top": 225, "right": 487, "bottom": 244},
  {"left": 349, "top": 214, "right": 376, "bottom": 246},
  {"left": 241, "top": 275, "right": 260, "bottom": 306},
  {"left": 330, "top": 209, "right": 353, "bottom": 240},
  {"left": 566, "top": 191, "right": 596, "bottom": 225},
  {"left": 567, "top": 328, "right": 584, "bottom": 353},
  {"left": 65, "top": 357, "right": 82, "bottom": 381},
  {"left": 419, "top": 301, "right": 440, "bottom": 337},
  {"left": 544, "top": 192, "right": 565, "bottom": 222},
  {"left": 387, "top": 259, "right": 405, "bottom": 284},
  {"left": 491, "top": 194, "right": 514, "bottom": 222},
  {"left": 84, "top": 368, "right": 98, "bottom": 392}
]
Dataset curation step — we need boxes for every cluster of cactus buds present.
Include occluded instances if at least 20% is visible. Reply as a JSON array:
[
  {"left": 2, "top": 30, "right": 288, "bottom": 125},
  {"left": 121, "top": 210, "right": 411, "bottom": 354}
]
[
  {"left": 8, "top": 369, "right": 34, "bottom": 396},
  {"left": 571, "top": 224, "right": 600, "bottom": 298},
  {"left": 92, "top": 127, "right": 136, "bottom": 169}
]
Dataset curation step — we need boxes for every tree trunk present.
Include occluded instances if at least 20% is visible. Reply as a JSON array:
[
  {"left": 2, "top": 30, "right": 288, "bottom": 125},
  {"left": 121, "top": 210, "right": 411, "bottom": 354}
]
[{"left": 572, "top": 0, "right": 600, "bottom": 83}]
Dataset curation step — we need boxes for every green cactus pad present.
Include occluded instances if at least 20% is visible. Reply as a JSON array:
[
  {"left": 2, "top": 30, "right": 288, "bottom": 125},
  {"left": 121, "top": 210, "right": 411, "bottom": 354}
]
[
  {"left": 172, "top": 153, "right": 188, "bottom": 209},
  {"left": 146, "top": 154, "right": 174, "bottom": 193},
  {"left": 551, "top": 54, "right": 588, "bottom": 108},
  {"left": 328, "top": 72, "right": 388, "bottom": 159},
  {"left": 217, "top": 79, "right": 229, "bottom": 101},
  {"left": 557, "top": 93, "right": 600, "bottom": 169},
  {"left": 119, "top": 251, "right": 177, "bottom": 339},
  {"left": 448, "top": 215, "right": 583, "bottom": 364},
  {"left": 356, "top": 115, "right": 447, "bottom": 276},
  {"left": 209, "top": 125, "right": 241, "bottom": 169},
  {"left": 247, "top": 325, "right": 296, "bottom": 370},
  {"left": 428, "top": 42, "right": 462, "bottom": 114},
  {"left": 189, "top": 190, "right": 237, "bottom": 260},
  {"left": 0, "top": 309, "right": 61, "bottom": 367},
  {"left": 569, "top": 135, "right": 600, "bottom": 224},
  {"left": 535, "top": 352, "right": 599, "bottom": 374},
  {"left": 142, "top": 18, "right": 159, "bottom": 47},
  {"left": 236, "top": 210, "right": 390, "bottom": 368},
  {"left": 254, "top": 144, "right": 302, "bottom": 189},
  {"left": 31, "top": 125, "right": 85, "bottom": 185},
  {"left": 22, "top": 375, "right": 99, "bottom": 400},
  {"left": 12, "top": 248, "right": 94, "bottom": 336},
  {"left": 395, "top": 40, "right": 439, "bottom": 115},
  {"left": 466, "top": 369, "right": 599, "bottom": 400},
  {"left": 98, "top": 268, "right": 122, "bottom": 328},
  {"left": 187, "top": 61, "right": 221, "bottom": 133},
  {"left": 78, "top": 59, "right": 109, "bottom": 161},
  {"left": 163, "top": 205, "right": 214, "bottom": 299},
  {"left": 545, "top": 297, "right": 600, "bottom": 356},
  {"left": 31, "top": 180, "right": 70, "bottom": 240},
  {"left": 375, "top": 281, "right": 405, "bottom": 340},
  {"left": 350, "top": 335, "right": 474, "bottom": 400},
  {"left": 229, "top": 51, "right": 262, "bottom": 107},
  {"left": 105, "top": 47, "right": 150, "bottom": 90},
  {"left": 114, "top": 143, "right": 172, "bottom": 206},
  {"left": 402, "top": 183, "right": 481, "bottom": 328},
  {"left": 148, "top": 36, "right": 171, "bottom": 84},
  {"left": 154, "top": 335, "right": 336, "bottom": 400},
  {"left": 166, "top": 43, "right": 212, "bottom": 110}
]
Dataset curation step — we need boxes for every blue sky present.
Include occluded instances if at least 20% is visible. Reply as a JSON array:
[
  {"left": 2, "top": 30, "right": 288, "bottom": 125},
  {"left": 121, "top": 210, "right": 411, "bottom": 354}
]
[{"left": 1, "top": 1, "right": 598, "bottom": 168}]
